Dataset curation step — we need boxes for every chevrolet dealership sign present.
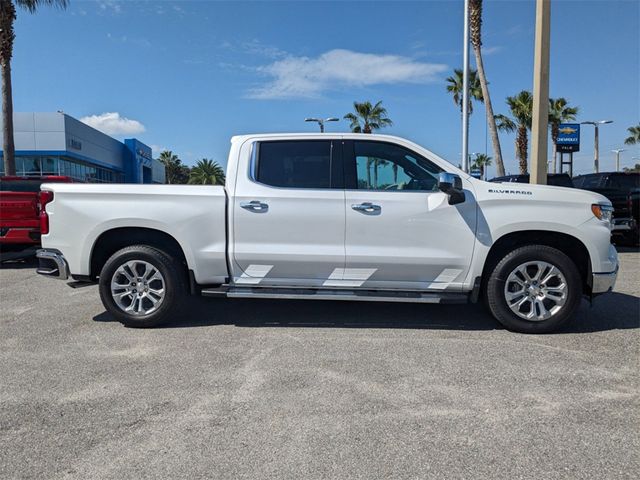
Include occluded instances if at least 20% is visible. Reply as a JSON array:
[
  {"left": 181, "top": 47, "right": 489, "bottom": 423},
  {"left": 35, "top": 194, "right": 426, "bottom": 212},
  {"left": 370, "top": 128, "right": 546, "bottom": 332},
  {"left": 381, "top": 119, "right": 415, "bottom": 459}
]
[{"left": 557, "top": 123, "right": 580, "bottom": 152}]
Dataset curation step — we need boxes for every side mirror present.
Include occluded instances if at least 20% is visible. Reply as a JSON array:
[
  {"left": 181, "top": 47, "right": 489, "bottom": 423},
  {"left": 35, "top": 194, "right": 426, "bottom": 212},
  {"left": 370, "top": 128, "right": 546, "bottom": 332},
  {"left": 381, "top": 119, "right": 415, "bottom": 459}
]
[{"left": 438, "top": 172, "right": 465, "bottom": 205}]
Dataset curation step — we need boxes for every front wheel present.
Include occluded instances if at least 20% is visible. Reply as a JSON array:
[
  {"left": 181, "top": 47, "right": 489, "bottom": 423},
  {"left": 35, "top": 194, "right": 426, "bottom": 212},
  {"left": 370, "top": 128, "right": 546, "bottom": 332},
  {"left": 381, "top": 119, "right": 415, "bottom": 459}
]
[
  {"left": 98, "top": 245, "right": 186, "bottom": 328},
  {"left": 486, "top": 245, "right": 583, "bottom": 333}
]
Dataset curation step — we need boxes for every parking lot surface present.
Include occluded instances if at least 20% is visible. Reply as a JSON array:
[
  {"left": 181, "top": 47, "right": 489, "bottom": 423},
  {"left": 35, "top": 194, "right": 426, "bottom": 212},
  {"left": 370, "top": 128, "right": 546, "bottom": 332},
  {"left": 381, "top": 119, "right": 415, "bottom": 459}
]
[{"left": 1, "top": 249, "right": 638, "bottom": 479}]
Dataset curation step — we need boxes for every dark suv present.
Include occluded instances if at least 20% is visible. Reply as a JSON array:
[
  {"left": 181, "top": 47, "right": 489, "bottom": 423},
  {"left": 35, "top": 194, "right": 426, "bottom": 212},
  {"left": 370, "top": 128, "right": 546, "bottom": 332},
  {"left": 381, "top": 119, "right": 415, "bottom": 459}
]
[
  {"left": 573, "top": 172, "right": 640, "bottom": 245},
  {"left": 489, "top": 173, "right": 574, "bottom": 188}
]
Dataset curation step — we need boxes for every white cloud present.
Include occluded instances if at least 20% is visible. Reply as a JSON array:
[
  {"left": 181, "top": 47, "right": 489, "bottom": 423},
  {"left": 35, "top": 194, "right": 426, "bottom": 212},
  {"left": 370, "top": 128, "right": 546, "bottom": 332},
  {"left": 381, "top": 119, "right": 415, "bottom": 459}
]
[
  {"left": 150, "top": 144, "right": 169, "bottom": 155},
  {"left": 80, "top": 112, "right": 145, "bottom": 136},
  {"left": 482, "top": 46, "right": 503, "bottom": 55},
  {"left": 220, "top": 39, "right": 287, "bottom": 59},
  {"left": 247, "top": 49, "right": 448, "bottom": 99},
  {"left": 98, "top": 1, "right": 122, "bottom": 14}
]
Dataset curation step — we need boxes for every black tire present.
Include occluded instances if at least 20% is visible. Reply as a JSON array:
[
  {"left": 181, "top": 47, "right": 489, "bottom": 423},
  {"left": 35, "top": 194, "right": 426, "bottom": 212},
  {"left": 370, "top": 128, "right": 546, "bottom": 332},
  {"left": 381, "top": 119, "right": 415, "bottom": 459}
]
[
  {"left": 485, "top": 245, "right": 582, "bottom": 334},
  {"left": 98, "top": 245, "right": 187, "bottom": 328}
]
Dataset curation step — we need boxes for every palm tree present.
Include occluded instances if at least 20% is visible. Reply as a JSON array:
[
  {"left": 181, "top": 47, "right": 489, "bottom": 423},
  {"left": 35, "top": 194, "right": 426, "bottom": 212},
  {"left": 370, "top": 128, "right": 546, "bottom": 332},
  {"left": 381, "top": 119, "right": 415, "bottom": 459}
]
[
  {"left": 472, "top": 153, "right": 492, "bottom": 180},
  {"left": 446, "top": 68, "right": 483, "bottom": 115},
  {"left": 469, "top": 0, "right": 505, "bottom": 177},
  {"left": 372, "top": 158, "right": 389, "bottom": 188},
  {"left": 344, "top": 100, "right": 393, "bottom": 134},
  {"left": 158, "top": 150, "right": 190, "bottom": 184},
  {"left": 624, "top": 124, "right": 640, "bottom": 145},
  {"left": 548, "top": 97, "right": 579, "bottom": 173},
  {"left": 495, "top": 90, "right": 533, "bottom": 174},
  {"left": 1, "top": 0, "right": 68, "bottom": 176},
  {"left": 188, "top": 159, "right": 226, "bottom": 185}
]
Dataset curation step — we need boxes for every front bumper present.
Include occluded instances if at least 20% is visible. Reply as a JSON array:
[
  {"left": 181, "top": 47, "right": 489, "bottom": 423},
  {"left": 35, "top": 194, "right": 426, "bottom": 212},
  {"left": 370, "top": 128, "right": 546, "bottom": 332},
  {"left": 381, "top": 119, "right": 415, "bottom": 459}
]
[
  {"left": 612, "top": 217, "right": 637, "bottom": 233},
  {"left": 592, "top": 265, "right": 618, "bottom": 295},
  {"left": 36, "top": 249, "right": 69, "bottom": 280}
]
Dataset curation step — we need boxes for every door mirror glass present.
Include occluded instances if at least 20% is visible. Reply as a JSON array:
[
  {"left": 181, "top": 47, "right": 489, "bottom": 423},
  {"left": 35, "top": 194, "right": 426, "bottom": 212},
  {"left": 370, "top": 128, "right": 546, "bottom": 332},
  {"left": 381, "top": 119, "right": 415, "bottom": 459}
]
[{"left": 438, "top": 173, "right": 465, "bottom": 205}]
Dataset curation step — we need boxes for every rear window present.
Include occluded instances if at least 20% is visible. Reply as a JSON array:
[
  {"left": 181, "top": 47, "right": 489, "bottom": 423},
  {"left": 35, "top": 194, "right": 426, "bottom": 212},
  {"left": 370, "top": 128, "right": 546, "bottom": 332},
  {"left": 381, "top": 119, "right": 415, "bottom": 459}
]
[
  {"left": 573, "top": 175, "right": 602, "bottom": 189},
  {"left": 0, "top": 179, "right": 43, "bottom": 192},
  {"left": 548, "top": 175, "right": 574, "bottom": 188},
  {"left": 607, "top": 174, "right": 640, "bottom": 191},
  {"left": 255, "top": 141, "right": 332, "bottom": 189}
]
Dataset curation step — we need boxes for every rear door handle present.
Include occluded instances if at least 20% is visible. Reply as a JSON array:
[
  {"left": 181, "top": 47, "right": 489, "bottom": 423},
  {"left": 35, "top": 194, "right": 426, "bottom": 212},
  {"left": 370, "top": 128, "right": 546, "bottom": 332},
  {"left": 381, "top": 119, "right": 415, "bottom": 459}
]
[
  {"left": 351, "top": 202, "right": 381, "bottom": 214},
  {"left": 240, "top": 200, "right": 269, "bottom": 213}
]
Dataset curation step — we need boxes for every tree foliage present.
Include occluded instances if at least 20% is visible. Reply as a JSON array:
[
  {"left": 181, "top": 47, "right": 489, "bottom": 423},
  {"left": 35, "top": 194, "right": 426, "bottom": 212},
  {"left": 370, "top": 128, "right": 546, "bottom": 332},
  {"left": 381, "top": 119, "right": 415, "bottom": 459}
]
[
  {"left": 158, "top": 150, "right": 190, "bottom": 184},
  {"left": 446, "top": 68, "right": 483, "bottom": 114},
  {"left": 188, "top": 159, "right": 226, "bottom": 185},
  {"left": 495, "top": 90, "right": 533, "bottom": 174},
  {"left": 344, "top": 101, "right": 393, "bottom": 134},
  {"left": 472, "top": 153, "right": 492, "bottom": 178},
  {"left": 624, "top": 124, "right": 640, "bottom": 145}
]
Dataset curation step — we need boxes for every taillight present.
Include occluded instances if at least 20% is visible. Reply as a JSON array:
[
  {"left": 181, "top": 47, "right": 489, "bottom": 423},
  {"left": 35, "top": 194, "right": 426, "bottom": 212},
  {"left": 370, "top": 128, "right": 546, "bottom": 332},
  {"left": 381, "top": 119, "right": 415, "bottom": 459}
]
[{"left": 38, "top": 190, "right": 54, "bottom": 235}]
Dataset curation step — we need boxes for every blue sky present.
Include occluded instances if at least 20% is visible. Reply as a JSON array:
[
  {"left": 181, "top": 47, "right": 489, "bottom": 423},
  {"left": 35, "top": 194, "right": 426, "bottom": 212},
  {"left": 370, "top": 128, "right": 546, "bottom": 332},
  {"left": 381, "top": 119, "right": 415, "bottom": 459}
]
[{"left": 14, "top": 0, "right": 640, "bottom": 175}]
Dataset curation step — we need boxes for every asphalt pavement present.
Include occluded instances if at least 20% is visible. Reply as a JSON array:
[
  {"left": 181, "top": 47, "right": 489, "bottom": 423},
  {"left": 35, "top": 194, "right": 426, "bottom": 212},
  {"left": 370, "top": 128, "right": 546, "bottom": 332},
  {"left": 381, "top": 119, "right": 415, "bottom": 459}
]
[{"left": 0, "top": 249, "right": 638, "bottom": 479}]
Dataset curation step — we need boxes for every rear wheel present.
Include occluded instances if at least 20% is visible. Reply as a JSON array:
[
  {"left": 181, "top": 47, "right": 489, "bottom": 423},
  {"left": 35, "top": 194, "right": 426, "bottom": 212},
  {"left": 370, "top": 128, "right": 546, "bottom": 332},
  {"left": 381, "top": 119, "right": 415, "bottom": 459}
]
[
  {"left": 98, "top": 245, "right": 186, "bottom": 328},
  {"left": 486, "top": 245, "right": 582, "bottom": 333}
]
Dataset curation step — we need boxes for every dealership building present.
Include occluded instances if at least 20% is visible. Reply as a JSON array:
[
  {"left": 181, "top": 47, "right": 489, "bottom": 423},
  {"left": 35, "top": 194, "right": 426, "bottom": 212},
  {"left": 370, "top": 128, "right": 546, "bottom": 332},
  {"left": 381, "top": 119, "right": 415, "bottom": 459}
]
[{"left": 0, "top": 112, "right": 165, "bottom": 183}]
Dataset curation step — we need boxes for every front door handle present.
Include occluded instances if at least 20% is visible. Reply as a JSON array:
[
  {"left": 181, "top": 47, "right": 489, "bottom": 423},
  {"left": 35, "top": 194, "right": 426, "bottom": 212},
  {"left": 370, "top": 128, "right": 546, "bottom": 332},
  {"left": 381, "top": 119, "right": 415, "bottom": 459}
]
[
  {"left": 351, "top": 202, "right": 381, "bottom": 214},
  {"left": 240, "top": 200, "right": 269, "bottom": 213}
]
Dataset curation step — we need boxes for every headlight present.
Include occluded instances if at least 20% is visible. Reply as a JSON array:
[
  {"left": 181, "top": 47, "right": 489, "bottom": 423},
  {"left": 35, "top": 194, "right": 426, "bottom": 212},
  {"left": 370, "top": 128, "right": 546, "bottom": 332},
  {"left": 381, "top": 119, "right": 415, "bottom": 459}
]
[{"left": 591, "top": 204, "right": 614, "bottom": 223}]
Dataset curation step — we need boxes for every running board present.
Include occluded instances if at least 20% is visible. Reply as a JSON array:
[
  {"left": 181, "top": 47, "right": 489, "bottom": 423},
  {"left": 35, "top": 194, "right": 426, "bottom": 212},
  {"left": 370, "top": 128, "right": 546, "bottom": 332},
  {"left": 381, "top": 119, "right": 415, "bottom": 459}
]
[{"left": 201, "top": 286, "right": 468, "bottom": 304}]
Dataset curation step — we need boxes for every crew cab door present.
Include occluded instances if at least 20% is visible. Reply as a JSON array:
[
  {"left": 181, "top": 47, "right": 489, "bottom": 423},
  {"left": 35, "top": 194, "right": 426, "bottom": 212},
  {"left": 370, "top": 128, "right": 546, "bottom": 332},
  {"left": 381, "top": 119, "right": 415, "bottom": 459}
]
[
  {"left": 342, "top": 140, "right": 477, "bottom": 291},
  {"left": 231, "top": 139, "right": 345, "bottom": 287}
]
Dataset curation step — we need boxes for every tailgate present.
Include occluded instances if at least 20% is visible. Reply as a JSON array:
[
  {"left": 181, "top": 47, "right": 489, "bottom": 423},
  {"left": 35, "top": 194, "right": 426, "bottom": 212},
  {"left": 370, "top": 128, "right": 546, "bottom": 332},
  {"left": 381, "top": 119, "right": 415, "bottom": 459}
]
[{"left": 0, "top": 192, "right": 39, "bottom": 227}]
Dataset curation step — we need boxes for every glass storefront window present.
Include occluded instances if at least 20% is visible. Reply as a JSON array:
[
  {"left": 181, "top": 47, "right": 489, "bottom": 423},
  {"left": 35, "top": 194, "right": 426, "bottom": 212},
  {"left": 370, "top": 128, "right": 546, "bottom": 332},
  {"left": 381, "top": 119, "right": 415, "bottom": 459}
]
[
  {"left": 3, "top": 155, "right": 121, "bottom": 183},
  {"left": 14, "top": 157, "right": 25, "bottom": 175},
  {"left": 25, "top": 157, "right": 41, "bottom": 176},
  {"left": 42, "top": 157, "right": 58, "bottom": 175}
]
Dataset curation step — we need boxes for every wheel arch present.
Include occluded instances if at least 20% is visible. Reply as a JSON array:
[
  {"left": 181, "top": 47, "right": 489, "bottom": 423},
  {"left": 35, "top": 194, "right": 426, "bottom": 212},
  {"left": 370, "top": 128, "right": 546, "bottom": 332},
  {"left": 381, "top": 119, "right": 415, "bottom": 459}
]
[
  {"left": 89, "top": 227, "right": 189, "bottom": 280},
  {"left": 480, "top": 230, "right": 592, "bottom": 295}
]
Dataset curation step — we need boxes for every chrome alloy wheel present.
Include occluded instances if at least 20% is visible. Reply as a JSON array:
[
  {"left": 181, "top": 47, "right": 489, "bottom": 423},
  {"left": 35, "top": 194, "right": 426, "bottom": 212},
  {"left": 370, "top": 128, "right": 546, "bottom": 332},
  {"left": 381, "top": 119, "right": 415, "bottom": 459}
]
[
  {"left": 110, "top": 260, "right": 165, "bottom": 315},
  {"left": 504, "top": 261, "right": 568, "bottom": 321}
]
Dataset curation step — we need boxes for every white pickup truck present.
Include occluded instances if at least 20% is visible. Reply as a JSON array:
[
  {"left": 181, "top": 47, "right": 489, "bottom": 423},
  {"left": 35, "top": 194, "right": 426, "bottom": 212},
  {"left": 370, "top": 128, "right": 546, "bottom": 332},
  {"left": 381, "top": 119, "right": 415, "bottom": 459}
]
[{"left": 36, "top": 134, "right": 618, "bottom": 333}]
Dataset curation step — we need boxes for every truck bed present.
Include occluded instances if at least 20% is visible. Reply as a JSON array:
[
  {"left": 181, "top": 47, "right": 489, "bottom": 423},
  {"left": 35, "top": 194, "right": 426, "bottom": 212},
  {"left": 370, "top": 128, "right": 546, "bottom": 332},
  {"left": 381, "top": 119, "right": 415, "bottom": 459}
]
[{"left": 41, "top": 183, "right": 228, "bottom": 284}]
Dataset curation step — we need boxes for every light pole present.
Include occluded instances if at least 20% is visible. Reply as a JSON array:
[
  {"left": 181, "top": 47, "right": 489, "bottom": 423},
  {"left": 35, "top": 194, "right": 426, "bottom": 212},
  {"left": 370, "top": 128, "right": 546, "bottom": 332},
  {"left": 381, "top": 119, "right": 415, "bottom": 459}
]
[
  {"left": 305, "top": 117, "right": 339, "bottom": 133},
  {"left": 611, "top": 149, "right": 625, "bottom": 172},
  {"left": 461, "top": 0, "right": 470, "bottom": 173},
  {"left": 581, "top": 120, "right": 613, "bottom": 173}
]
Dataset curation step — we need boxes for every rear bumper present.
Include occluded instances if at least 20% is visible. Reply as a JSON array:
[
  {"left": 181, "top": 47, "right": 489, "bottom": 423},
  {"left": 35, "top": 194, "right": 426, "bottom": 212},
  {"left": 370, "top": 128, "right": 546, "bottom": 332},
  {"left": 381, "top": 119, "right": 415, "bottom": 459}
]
[
  {"left": 0, "top": 227, "right": 40, "bottom": 244},
  {"left": 592, "top": 266, "right": 618, "bottom": 295},
  {"left": 36, "top": 249, "right": 69, "bottom": 280}
]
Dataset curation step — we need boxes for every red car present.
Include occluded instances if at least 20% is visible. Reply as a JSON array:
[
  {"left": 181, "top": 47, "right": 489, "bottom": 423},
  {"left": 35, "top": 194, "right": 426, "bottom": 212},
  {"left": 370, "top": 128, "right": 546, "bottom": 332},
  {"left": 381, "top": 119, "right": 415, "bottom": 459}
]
[{"left": 0, "top": 176, "right": 74, "bottom": 248}]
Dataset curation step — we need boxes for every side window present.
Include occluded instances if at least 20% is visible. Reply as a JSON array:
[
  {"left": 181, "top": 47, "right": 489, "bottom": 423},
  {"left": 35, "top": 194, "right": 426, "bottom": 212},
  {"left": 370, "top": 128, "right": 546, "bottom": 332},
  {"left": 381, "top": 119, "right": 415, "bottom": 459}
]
[
  {"left": 607, "top": 174, "right": 639, "bottom": 191},
  {"left": 353, "top": 141, "right": 443, "bottom": 191},
  {"left": 578, "top": 175, "right": 602, "bottom": 189},
  {"left": 255, "top": 141, "right": 332, "bottom": 189}
]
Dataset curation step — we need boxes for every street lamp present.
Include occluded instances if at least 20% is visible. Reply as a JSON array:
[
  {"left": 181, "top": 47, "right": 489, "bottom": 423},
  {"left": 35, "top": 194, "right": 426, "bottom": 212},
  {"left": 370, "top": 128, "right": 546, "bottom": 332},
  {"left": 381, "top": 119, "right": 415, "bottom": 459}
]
[
  {"left": 305, "top": 117, "right": 339, "bottom": 133},
  {"left": 611, "top": 149, "right": 625, "bottom": 172},
  {"left": 581, "top": 120, "right": 613, "bottom": 173}
]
